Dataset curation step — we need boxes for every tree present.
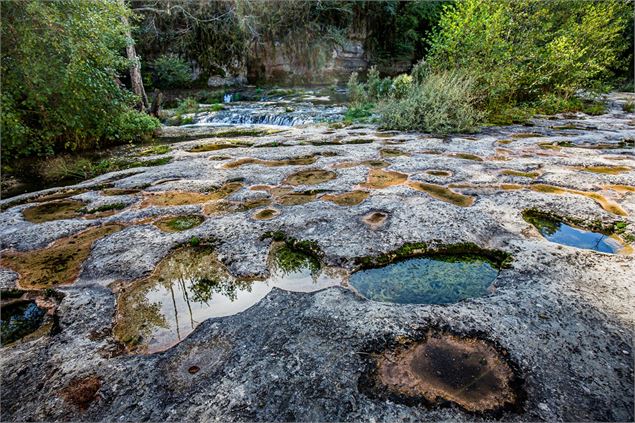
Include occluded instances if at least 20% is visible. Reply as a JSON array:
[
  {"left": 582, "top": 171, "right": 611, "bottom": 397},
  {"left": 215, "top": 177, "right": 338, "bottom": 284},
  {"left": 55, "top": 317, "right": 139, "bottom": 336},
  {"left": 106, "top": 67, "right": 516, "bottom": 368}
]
[
  {"left": 1, "top": 0, "right": 159, "bottom": 163},
  {"left": 120, "top": 0, "right": 149, "bottom": 110},
  {"left": 427, "top": 0, "right": 631, "bottom": 111}
]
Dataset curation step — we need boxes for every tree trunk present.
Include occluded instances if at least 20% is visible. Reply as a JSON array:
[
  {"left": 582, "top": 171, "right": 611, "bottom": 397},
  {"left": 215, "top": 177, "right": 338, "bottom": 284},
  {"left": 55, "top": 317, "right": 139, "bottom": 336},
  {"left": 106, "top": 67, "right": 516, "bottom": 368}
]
[
  {"left": 120, "top": 1, "right": 148, "bottom": 111},
  {"left": 149, "top": 89, "right": 163, "bottom": 118}
]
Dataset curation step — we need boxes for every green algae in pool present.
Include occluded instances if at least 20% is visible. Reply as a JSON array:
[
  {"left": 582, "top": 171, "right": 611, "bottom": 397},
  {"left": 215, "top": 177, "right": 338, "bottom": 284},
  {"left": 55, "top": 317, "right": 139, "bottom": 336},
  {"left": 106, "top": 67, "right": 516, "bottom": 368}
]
[
  {"left": 1, "top": 300, "right": 45, "bottom": 345},
  {"left": 349, "top": 256, "right": 498, "bottom": 304},
  {"left": 115, "top": 244, "right": 342, "bottom": 353},
  {"left": 524, "top": 212, "right": 621, "bottom": 253}
]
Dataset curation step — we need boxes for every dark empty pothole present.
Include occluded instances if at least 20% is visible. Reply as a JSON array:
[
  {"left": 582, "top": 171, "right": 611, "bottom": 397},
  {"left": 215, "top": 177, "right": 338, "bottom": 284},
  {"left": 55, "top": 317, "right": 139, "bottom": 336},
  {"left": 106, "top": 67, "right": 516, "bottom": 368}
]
[
  {"left": 361, "top": 331, "right": 524, "bottom": 414},
  {"left": 350, "top": 244, "right": 510, "bottom": 304}
]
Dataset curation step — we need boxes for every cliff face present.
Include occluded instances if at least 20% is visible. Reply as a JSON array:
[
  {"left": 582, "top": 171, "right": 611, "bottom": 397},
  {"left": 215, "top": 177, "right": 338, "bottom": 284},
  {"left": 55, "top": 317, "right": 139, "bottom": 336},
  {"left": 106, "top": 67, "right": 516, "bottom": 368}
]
[{"left": 221, "top": 19, "right": 410, "bottom": 86}]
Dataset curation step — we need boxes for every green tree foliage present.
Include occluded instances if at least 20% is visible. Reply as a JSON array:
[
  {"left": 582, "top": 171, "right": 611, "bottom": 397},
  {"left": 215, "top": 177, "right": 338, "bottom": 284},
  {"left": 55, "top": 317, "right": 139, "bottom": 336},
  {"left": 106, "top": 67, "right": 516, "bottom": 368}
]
[
  {"left": 426, "top": 0, "right": 632, "bottom": 112},
  {"left": 364, "top": 0, "right": 446, "bottom": 61},
  {"left": 152, "top": 54, "right": 192, "bottom": 88},
  {"left": 1, "top": 0, "right": 159, "bottom": 163}
]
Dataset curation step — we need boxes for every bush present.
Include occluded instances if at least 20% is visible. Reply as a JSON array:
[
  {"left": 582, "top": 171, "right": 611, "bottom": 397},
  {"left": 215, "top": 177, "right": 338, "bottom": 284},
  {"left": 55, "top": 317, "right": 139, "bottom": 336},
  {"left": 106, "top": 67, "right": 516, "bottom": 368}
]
[
  {"left": 152, "top": 54, "right": 192, "bottom": 89},
  {"left": 176, "top": 98, "right": 199, "bottom": 115},
  {"left": 390, "top": 74, "right": 413, "bottom": 99},
  {"left": 343, "top": 103, "right": 375, "bottom": 123},
  {"left": 106, "top": 111, "right": 160, "bottom": 143},
  {"left": 378, "top": 70, "right": 483, "bottom": 134},
  {"left": 366, "top": 66, "right": 392, "bottom": 101},
  {"left": 347, "top": 72, "right": 366, "bottom": 105},
  {"left": 427, "top": 0, "right": 631, "bottom": 113}
]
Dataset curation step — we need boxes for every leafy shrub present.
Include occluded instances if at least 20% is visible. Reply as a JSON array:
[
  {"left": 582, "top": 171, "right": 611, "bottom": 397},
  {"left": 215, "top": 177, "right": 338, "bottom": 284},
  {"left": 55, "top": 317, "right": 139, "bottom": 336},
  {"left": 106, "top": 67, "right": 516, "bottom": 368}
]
[
  {"left": 347, "top": 72, "right": 366, "bottom": 105},
  {"left": 378, "top": 70, "right": 483, "bottom": 134},
  {"left": 624, "top": 102, "right": 635, "bottom": 113},
  {"left": 176, "top": 98, "right": 199, "bottom": 115},
  {"left": 152, "top": 54, "right": 192, "bottom": 89},
  {"left": 366, "top": 67, "right": 392, "bottom": 101},
  {"left": 343, "top": 103, "right": 375, "bottom": 123},
  {"left": 37, "top": 154, "right": 171, "bottom": 183},
  {"left": 106, "top": 111, "right": 160, "bottom": 143},
  {"left": 391, "top": 74, "right": 413, "bottom": 99}
]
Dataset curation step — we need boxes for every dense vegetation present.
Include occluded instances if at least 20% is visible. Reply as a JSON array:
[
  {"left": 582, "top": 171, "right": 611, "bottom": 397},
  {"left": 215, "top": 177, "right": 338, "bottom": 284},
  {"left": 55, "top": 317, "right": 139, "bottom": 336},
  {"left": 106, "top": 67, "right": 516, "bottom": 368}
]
[
  {"left": 1, "top": 1, "right": 160, "bottom": 165},
  {"left": 348, "top": 0, "right": 633, "bottom": 133}
]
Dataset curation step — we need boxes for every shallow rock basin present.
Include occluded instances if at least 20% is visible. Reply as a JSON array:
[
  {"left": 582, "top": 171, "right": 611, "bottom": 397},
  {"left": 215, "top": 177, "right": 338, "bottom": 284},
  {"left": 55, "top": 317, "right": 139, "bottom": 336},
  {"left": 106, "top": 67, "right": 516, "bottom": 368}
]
[
  {"left": 349, "top": 256, "right": 499, "bottom": 304},
  {"left": 115, "top": 244, "right": 343, "bottom": 353},
  {"left": 375, "top": 332, "right": 519, "bottom": 412},
  {"left": 524, "top": 211, "right": 623, "bottom": 253},
  {"left": 0, "top": 300, "right": 45, "bottom": 346}
]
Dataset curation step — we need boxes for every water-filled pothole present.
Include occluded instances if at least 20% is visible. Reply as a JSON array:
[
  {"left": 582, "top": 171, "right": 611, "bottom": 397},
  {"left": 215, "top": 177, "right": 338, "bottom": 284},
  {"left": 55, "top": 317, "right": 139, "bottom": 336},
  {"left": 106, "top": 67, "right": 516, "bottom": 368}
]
[
  {"left": 523, "top": 210, "right": 624, "bottom": 253},
  {"left": 448, "top": 152, "right": 484, "bottom": 162},
  {"left": 102, "top": 188, "right": 141, "bottom": 196},
  {"left": 362, "top": 211, "right": 389, "bottom": 230},
  {"left": 141, "top": 182, "right": 243, "bottom": 207},
  {"left": 380, "top": 148, "right": 409, "bottom": 158},
  {"left": 252, "top": 208, "right": 280, "bottom": 220},
  {"left": 572, "top": 165, "right": 631, "bottom": 175},
  {"left": 350, "top": 251, "right": 502, "bottom": 304},
  {"left": 187, "top": 141, "right": 251, "bottom": 152},
  {"left": 425, "top": 169, "right": 452, "bottom": 177},
  {"left": 332, "top": 159, "right": 389, "bottom": 169},
  {"left": 499, "top": 169, "right": 540, "bottom": 179},
  {"left": 369, "top": 332, "right": 522, "bottom": 413},
  {"left": 0, "top": 300, "right": 45, "bottom": 346},
  {"left": 114, "top": 243, "right": 343, "bottom": 353},
  {"left": 224, "top": 155, "right": 318, "bottom": 169}
]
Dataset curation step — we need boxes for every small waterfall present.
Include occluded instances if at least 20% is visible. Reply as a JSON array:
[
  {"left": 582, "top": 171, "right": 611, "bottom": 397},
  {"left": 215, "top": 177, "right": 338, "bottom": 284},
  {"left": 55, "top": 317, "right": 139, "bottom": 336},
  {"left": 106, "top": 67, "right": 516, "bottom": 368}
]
[
  {"left": 223, "top": 93, "right": 233, "bottom": 103},
  {"left": 194, "top": 102, "right": 346, "bottom": 127}
]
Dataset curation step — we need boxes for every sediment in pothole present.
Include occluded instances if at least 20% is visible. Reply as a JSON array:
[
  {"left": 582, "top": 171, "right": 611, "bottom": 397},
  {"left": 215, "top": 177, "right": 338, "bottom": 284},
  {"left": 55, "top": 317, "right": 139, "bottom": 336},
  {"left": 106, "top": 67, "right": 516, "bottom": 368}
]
[{"left": 370, "top": 332, "right": 522, "bottom": 413}]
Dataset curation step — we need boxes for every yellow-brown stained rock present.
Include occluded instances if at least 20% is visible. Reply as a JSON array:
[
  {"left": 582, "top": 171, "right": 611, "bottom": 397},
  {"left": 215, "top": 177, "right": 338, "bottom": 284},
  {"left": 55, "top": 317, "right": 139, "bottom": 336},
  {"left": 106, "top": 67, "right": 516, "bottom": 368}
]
[
  {"left": 408, "top": 182, "right": 474, "bottom": 207},
  {"left": 141, "top": 182, "right": 243, "bottom": 207},
  {"left": 377, "top": 333, "right": 517, "bottom": 412},
  {"left": 361, "top": 169, "right": 408, "bottom": 189},
  {"left": 604, "top": 184, "right": 635, "bottom": 193},
  {"left": 449, "top": 183, "right": 627, "bottom": 216},
  {"left": 321, "top": 191, "right": 369, "bottom": 206},
  {"left": 22, "top": 199, "right": 86, "bottom": 223},
  {"left": 283, "top": 169, "right": 337, "bottom": 185},
  {"left": 572, "top": 165, "right": 631, "bottom": 175},
  {"left": 1, "top": 224, "right": 124, "bottom": 289}
]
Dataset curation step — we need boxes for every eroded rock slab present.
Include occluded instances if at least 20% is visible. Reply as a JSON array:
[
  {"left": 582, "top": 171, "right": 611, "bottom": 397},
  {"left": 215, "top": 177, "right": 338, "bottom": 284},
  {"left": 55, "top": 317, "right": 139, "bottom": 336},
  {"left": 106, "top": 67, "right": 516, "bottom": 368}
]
[{"left": 0, "top": 95, "right": 633, "bottom": 422}]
